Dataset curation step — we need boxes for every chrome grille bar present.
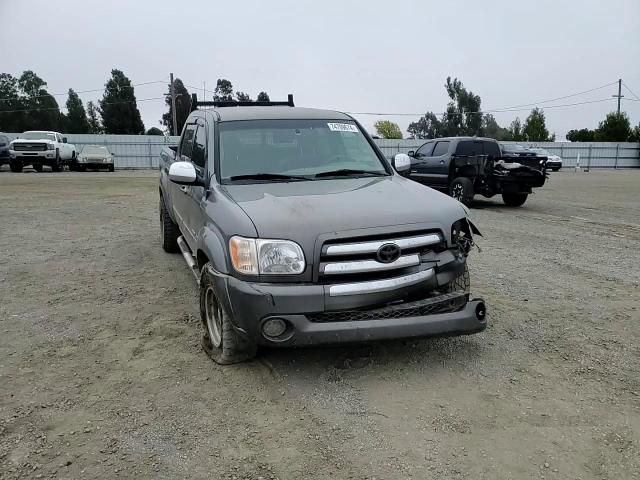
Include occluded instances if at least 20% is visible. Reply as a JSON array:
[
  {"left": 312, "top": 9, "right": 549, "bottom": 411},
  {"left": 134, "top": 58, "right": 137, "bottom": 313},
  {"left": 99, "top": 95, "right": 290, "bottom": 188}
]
[
  {"left": 325, "top": 233, "right": 441, "bottom": 256},
  {"left": 322, "top": 254, "right": 420, "bottom": 275},
  {"left": 328, "top": 268, "right": 434, "bottom": 297}
]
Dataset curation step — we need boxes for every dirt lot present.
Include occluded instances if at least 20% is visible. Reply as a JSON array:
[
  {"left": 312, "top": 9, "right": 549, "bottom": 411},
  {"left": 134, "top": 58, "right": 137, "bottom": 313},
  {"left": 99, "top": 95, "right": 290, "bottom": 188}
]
[{"left": 1, "top": 169, "right": 639, "bottom": 479}]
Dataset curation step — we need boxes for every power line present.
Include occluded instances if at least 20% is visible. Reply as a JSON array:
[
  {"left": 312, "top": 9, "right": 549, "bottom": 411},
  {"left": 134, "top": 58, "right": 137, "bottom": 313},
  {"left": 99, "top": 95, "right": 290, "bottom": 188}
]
[
  {"left": 0, "top": 80, "right": 167, "bottom": 103},
  {"left": 346, "top": 97, "right": 615, "bottom": 117},
  {"left": 0, "top": 95, "right": 167, "bottom": 114},
  {"left": 622, "top": 81, "right": 640, "bottom": 101}
]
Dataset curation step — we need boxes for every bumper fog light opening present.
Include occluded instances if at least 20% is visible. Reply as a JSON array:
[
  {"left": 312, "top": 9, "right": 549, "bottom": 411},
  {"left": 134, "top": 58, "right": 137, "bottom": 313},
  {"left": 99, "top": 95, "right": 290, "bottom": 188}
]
[
  {"left": 475, "top": 302, "right": 486, "bottom": 321},
  {"left": 262, "top": 318, "right": 288, "bottom": 339}
]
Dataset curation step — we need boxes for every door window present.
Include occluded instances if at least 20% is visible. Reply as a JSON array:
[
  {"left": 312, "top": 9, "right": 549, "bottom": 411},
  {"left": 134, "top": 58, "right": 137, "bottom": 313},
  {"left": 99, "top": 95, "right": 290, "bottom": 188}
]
[
  {"left": 455, "top": 140, "right": 480, "bottom": 156},
  {"left": 180, "top": 125, "right": 197, "bottom": 161},
  {"left": 482, "top": 141, "right": 501, "bottom": 157},
  {"left": 431, "top": 141, "right": 450, "bottom": 157},
  {"left": 415, "top": 142, "right": 434, "bottom": 157},
  {"left": 56, "top": 134, "right": 63, "bottom": 143},
  {"left": 191, "top": 123, "right": 207, "bottom": 173}
]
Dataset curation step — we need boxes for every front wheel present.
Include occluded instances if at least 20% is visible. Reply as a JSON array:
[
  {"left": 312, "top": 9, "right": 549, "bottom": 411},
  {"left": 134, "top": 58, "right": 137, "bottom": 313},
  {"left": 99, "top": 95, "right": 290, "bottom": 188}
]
[
  {"left": 108, "top": 165, "right": 115, "bottom": 172},
  {"left": 551, "top": 167, "right": 560, "bottom": 172},
  {"left": 33, "top": 163, "right": 43, "bottom": 172},
  {"left": 9, "top": 159, "right": 22, "bottom": 172},
  {"left": 450, "top": 177, "right": 474, "bottom": 206},
  {"left": 200, "top": 263, "right": 257, "bottom": 365},
  {"left": 502, "top": 193, "right": 528, "bottom": 207}
]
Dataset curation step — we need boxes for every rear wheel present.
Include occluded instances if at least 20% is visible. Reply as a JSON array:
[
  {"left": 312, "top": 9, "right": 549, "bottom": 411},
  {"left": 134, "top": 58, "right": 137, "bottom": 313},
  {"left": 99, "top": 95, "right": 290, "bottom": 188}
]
[
  {"left": 449, "top": 177, "right": 474, "bottom": 206},
  {"left": 108, "top": 164, "right": 115, "bottom": 172},
  {"left": 33, "top": 163, "right": 43, "bottom": 172},
  {"left": 200, "top": 263, "right": 257, "bottom": 365},
  {"left": 9, "top": 159, "right": 22, "bottom": 172},
  {"left": 502, "top": 192, "right": 528, "bottom": 207},
  {"left": 159, "top": 197, "right": 180, "bottom": 253}
]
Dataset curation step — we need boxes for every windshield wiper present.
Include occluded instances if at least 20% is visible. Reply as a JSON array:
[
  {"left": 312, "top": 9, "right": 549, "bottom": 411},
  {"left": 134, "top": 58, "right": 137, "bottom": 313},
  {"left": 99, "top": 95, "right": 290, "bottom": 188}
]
[
  {"left": 228, "top": 173, "right": 312, "bottom": 182},
  {"left": 314, "top": 169, "right": 387, "bottom": 178}
]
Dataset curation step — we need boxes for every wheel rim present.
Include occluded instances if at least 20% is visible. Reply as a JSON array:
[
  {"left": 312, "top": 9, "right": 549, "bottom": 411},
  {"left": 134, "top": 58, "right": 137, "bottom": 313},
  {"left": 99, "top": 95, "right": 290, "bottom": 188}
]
[
  {"left": 452, "top": 184, "right": 464, "bottom": 201},
  {"left": 205, "top": 286, "right": 223, "bottom": 348}
]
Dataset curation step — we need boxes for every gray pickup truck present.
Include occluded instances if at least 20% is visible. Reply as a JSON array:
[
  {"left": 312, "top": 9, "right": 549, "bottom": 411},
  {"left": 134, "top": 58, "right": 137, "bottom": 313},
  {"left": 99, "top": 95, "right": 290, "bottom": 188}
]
[{"left": 159, "top": 95, "right": 487, "bottom": 364}]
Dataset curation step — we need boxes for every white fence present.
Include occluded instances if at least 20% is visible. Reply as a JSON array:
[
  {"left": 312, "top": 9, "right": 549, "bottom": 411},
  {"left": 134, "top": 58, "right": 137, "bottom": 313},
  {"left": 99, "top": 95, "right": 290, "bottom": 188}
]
[{"left": 3, "top": 133, "right": 639, "bottom": 169}]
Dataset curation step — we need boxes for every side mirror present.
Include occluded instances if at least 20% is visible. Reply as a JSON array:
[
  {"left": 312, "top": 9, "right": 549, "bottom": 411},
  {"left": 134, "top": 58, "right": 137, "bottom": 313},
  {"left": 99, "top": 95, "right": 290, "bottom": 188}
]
[
  {"left": 62, "top": 137, "right": 68, "bottom": 143},
  {"left": 168, "top": 161, "right": 197, "bottom": 185},
  {"left": 392, "top": 153, "right": 411, "bottom": 173},
  {"left": 407, "top": 150, "right": 415, "bottom": 157}
]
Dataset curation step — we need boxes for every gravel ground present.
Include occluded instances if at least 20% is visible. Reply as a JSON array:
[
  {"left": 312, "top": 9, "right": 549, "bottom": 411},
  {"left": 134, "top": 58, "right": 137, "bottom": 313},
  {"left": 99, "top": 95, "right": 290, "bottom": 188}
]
[{"left": 1, "top": 168, "right": 639, "bottom": 479}]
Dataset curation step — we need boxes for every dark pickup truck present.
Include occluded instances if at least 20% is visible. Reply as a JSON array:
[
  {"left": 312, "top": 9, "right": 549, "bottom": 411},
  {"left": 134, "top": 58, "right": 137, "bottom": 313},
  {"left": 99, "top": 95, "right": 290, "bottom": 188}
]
[
  {"left": 158, "top": 95, "right": 487, "bottom": 364},
  {"left": 407, "top": 137, "right": 547, "bottom": 207}
]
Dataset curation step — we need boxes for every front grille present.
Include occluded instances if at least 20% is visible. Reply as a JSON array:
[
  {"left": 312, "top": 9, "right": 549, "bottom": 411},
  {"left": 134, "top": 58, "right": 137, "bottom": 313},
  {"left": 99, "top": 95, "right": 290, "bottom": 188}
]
[
  {"left": 319, "top": 230, "right": 444, "bottom": 286},
  {"left": 307, "top": 292, "right": 466, "bottom": 322},
  {"left": 13, "top": 143, "right": 47, "bottom": 151}
]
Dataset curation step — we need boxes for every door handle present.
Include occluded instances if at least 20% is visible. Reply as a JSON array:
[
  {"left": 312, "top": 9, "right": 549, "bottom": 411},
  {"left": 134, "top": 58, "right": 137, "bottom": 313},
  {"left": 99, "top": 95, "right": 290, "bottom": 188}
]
[
  {"left": 439, "top": 160, "right": 445, "bottom": 164},
  {"left": 179, "top": 185, "right": 190, "bottom": 194}
]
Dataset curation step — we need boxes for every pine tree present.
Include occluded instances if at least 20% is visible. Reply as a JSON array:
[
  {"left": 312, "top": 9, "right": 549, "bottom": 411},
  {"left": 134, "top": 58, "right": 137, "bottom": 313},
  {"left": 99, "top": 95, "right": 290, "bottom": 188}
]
[
  {"left": 99, "top": 69, "right": 145, "bottom": 134},
  {"left": 161, "top": 78, "right": 190, "bottom": 135},
  {"left": 65, "top": 88, "right": 89, "bottom": 133},
  {"left": 86, "top": 101, "right": 102, "bottom": 133}
]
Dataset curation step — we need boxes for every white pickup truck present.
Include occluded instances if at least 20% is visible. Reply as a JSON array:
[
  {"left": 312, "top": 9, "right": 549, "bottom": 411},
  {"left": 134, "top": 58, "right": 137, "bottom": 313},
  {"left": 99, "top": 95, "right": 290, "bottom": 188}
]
[{"left": 9, "top": 131, "right": 76, "bottom": 172}]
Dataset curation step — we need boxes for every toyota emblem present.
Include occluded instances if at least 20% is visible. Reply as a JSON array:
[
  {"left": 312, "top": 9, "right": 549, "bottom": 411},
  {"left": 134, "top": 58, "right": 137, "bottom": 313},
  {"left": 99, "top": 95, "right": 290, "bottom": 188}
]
[{"left": 376, "top": 243, "right": 401, "bottom": 263}]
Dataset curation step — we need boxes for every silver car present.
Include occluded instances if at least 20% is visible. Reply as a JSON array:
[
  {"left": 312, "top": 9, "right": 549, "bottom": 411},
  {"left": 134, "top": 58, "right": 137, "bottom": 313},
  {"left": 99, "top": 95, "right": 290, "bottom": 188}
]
[{"left": 72, "top": 145, "right": 115, "bottom": 172}]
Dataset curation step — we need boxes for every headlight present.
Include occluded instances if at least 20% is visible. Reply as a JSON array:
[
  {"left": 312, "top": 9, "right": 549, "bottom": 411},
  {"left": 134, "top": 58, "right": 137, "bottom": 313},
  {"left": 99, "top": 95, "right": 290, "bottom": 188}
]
[
  {"left": 229, "top": 236, "right": 305, "bottom": 275},
  {"left": 46, "top": 143, "right": 55, "bottom": 150},
  {"left": 451, "top": 219, "right": 473, "bottom": 254}
]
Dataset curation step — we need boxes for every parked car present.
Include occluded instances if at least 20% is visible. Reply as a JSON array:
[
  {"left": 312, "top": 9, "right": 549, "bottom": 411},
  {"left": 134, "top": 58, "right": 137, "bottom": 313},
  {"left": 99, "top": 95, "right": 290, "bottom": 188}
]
[
  {"left": 8, "top": 131, "right": 76, "bottom": 172},
  {"left": 407, "top": 137, "right": 547, "bottom": 207},
  {"left": 158, "top": 94, "right": 487, "bottom": 364},
  {"left": 499, "top": 143, "right": 538, "bottom": 159},
  {"left": 0, "top": 135, "right": 10, "bottom": 167},
  {"left": 71, "top": 145, "right": 115, "bottom": 172},
  {"left": 527, "top": 147, "right": 562, "bottom": 171}
]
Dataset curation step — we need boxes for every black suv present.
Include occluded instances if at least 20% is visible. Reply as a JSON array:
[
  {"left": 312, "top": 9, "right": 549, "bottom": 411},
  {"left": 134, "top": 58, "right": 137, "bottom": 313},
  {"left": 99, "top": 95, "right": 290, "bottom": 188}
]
[{"left": 407, "top": 137, "right": 547, "bottom": 207}]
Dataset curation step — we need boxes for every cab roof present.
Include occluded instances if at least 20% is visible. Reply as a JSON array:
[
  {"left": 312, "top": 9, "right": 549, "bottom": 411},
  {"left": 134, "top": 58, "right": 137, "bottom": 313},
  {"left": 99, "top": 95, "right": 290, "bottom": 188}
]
[{"left": 200, "top": 106, "right": 353, "bottom": 122}]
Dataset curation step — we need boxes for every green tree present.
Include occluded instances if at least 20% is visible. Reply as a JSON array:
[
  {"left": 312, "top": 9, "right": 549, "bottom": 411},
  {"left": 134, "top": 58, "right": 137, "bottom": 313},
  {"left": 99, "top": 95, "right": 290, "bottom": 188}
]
[
  {"left": 146, "top": 127, "right": 164, "bottom": 135},
  {"left": 99, "top": 69, "right": 145, "bottom": 134},
  {"left": 594, "top": 112, "right": 631, "bottom": 141},
  {"left": 0, "top": 73, "right": 25, "bottom": 132},
  {"left": 161, "top": 78, "right": 190, "bottom": 135},
  {"left": 566, "top": 128, "right": 595, "bottom": 142},
  {"left": 441, "top": 77, "right": 482, "bottom": 136},
  {"left": 256, "top": 91, "right": 270, "bottom": 102},
  {"left": 507, "top": 117, "right": 524, "bottom": 141},
  {"left": 629, "top": 122, "right": 640, "bottom": 142},
  {"left": 65, "top": 88, "right": 89, "bottom": 133},
  {"left": 374, "top": 120, "right": 403, "bottom": 139},
  {"left": 235, "top": 91, "right": 252, "bottom": 102},
  {"left": 214, "top": 79, "right": 234, "bottom": 102},
  {"left": 480, "top": 114, "right": 511, "bottom": 140},
  {"left": 407, "top": 112, "right": 443, "bottom": 139},
  {"left": 522, "top": 108, "right": 554, "bottom": 141},
  {"left": 18, "top": 70, "right": 63, "bottom": 131},
  {"left": 86, "top": 101, "right": 102, "bottom": 133}
]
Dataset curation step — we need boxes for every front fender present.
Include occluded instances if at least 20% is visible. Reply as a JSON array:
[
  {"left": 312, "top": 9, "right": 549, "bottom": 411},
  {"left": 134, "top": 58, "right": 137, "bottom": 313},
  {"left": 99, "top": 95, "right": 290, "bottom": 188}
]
[{"left": 198, "top": 226, "right": 229, "bottom": 274}]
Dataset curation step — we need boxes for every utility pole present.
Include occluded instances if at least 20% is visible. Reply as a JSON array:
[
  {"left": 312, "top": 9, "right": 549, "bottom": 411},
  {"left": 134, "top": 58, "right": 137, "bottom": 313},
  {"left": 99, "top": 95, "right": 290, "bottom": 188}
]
[
  {"left": 203, "top": 81, "right": 206, "bottom": 102},
  {"left": 613, "top": 78, "right": 624, "bottom": 114},
  {"left": 170, "top": 72, "right": 178, "bottom": 136}
]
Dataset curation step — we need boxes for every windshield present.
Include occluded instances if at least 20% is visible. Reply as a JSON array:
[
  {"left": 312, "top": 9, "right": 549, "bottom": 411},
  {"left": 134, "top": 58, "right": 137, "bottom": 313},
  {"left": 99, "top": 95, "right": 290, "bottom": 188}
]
[
  {"left": 503, "top": 144, "right": 526, "bottom": 152},
  {"left": 529, "top": 148, "right": 549, "bottom": 156},
  {"left": 218, "top": 119, "right": 388, "bottom": 181},
  {"left": 21, "top": 131, "right": 56, "bottom": 141},
  {"left": 81, "top": 146, "right": 110, "bottom": 155}
]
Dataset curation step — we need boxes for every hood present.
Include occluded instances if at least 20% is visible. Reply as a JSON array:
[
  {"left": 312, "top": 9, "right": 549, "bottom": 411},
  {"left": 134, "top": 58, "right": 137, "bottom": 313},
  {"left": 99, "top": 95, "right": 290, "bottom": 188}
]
[
  {"left": 11, "top": 139, "right": 50, "bottom": 144},
  {"left": 221, "top": 175, "right": 467, "bottom": 249}
]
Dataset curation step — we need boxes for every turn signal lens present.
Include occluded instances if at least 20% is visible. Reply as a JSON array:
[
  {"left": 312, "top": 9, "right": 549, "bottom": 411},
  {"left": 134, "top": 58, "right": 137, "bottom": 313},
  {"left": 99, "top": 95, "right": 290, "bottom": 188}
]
[{"left": 229, "top": 236, "right": 258, "bottom": 274}]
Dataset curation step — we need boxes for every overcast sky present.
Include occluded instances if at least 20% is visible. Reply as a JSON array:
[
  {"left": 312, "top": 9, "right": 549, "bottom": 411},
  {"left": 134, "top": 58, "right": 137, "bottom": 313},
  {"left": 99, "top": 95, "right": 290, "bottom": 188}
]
[{"left": 1, "top": 0, "right": 639, "bottom": 140}]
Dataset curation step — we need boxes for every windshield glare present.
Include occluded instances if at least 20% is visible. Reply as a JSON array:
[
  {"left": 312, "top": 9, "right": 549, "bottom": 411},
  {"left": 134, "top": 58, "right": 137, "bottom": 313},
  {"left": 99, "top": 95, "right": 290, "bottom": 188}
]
[
  {"left": 82, "top": 146, "right": 109, "bottom": 155},
  {"left": 21, "top": 132, "right": 56, "bottom": 141},
  {"left": 219, "top": 119, "right": 387, "bottom": 180}
]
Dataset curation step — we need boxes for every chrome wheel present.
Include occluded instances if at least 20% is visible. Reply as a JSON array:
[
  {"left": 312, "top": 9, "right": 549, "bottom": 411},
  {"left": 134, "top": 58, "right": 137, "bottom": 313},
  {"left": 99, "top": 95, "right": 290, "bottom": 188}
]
[
  {"left": 205, "top": 286, "right": 223, "bottom": 348},
  {"left": 452, "top": 184, "right": 464, "bottom": 201}
]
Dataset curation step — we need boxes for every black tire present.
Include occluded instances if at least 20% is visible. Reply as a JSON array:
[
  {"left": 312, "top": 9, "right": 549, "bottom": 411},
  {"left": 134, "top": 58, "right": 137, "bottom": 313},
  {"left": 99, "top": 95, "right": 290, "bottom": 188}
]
[
  {"left": 502, "top": 193, "right": 528, "bottom": 207},
  {"left": 551, "top": 167, "right": 560, "bottom": 172},
  {"left": 51, "top": 150, "right": 62, "bottom": 172},
  {"left": 159, "top": 197, "right": 180, "bottom": 253},
  {"left": 200, "top": 263, "right": 257, "bottom": 365},
  {"left": 108, "top": 165, "right": 115, "bottom": 172},
  {"left": 449, "top": 177, "right": 474, "bottom": 206},
  {"left": 444, "top": 264, "right": 470, "bottom": 293},
  {"left": 9, "top": 159, "right": 22, "bottom": 172},
  {"left": 33, "top": 163, "right": 43, "bottom": 172}
]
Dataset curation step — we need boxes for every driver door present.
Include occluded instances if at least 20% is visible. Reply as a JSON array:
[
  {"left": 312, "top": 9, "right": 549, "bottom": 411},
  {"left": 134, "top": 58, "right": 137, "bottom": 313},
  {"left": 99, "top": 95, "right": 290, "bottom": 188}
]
[
  {"left": 409, "top": 141, "right": 434, "bottom": 184},
  {"left": 172, "top": 123, "right": 197, "bottom": 241}
]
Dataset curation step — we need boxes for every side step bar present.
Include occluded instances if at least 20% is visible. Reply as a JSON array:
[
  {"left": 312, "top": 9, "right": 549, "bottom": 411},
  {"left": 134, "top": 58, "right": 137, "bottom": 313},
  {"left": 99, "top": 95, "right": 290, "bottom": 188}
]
[{"left": 177, "top": 236, "right": 200, "bottom": 285}]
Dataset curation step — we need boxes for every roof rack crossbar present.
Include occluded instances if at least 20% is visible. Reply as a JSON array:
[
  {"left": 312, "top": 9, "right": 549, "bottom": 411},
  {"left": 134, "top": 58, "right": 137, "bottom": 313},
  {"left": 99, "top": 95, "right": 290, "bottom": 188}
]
[{"left": 190, "top": 93, "right": 294, "bottom": 112}]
